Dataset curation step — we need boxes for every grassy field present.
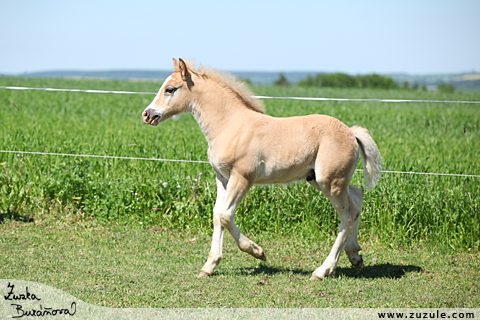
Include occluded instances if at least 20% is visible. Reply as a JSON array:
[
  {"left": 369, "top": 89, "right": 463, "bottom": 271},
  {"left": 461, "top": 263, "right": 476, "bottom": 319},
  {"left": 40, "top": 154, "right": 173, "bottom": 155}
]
[
  {"left": 1, "top": 77, "right": 479, "bottom": 246},
  {"left": 1, "top": 220, "right": 479, "bottom": 308},
  {"left": 0, "top": 76, "right": 479, "bottom": 307}
]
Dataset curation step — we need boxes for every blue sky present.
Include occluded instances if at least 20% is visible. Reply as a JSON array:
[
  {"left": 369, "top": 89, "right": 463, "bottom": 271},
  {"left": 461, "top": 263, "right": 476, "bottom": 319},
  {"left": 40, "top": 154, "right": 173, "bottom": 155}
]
[{"left": 1, "top": 0, "right": 479, "bottom": 75}]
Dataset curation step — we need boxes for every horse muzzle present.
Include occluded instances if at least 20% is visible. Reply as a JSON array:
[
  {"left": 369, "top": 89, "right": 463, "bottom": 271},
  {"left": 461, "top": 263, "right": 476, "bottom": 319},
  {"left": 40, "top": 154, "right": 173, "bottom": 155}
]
[{"left": 142, "top": 108, "right": 162, "bottom": 126}]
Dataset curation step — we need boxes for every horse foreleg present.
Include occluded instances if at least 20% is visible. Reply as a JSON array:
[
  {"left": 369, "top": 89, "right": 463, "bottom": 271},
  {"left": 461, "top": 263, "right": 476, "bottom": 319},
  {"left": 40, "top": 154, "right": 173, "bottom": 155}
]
[
  {"left": 219, "top": 174, "right": 266, "bottom": 261},
  {"left": 199, "top": 174, "right": 227, "bottom": 277},
  {"left": 199, "top": 173, "right": 265, "bottom": 277},
  {"left": 228, "top": 221, "right": 266, "bottom": 261}
]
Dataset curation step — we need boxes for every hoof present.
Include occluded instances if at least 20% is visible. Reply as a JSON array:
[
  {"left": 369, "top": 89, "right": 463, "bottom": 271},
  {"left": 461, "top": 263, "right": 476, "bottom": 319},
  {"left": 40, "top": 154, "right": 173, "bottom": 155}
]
[
  {"left": 310, "top": 273, "right": 323, "bottom": 281},
  {"left": 250, "top": 244, "right": 267, "bottom": 261},
  {"left": 311, "top": 265, "right": 335, "bottom": 280},
  {"left": 198, "top": 271, "right": 211, "bottom": 278},
  {"left": 353, "top": 255, "right": 364, "bottom": 271},
  {"left": 258, "top": 251, "right": 267, "bottom": 262}
]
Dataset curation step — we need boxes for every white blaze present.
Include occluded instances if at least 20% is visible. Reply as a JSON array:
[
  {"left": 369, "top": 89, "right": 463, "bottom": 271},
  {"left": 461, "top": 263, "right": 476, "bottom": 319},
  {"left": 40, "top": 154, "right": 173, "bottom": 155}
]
[{"left": 147, "top": 76, "right": 173, "bottom": 109}]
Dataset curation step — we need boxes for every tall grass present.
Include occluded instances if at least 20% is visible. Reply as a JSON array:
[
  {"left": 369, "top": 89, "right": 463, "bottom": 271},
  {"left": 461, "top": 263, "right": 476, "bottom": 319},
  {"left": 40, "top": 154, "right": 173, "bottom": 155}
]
[{"left": 0, "top": 77, "right": 479, "bottom": 249}]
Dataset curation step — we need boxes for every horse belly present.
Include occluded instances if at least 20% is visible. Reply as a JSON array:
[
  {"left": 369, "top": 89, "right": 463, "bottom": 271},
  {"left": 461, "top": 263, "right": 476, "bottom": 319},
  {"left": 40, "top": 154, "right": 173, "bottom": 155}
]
[{"left": 254, "top": 159, "right": 314, "bottom": 185}]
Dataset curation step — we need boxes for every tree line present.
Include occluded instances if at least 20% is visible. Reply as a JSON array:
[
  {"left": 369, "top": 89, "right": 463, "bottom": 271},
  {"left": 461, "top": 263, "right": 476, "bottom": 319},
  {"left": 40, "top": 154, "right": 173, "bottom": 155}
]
[{"left": 273, "top": 72, "right": 455, "bottom": 92}]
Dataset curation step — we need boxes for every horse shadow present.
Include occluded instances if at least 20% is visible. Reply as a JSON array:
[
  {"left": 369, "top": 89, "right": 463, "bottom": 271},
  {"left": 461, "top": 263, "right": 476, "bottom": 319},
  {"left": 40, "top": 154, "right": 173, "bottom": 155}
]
[
  {"left": 234, "top": 265, "right": 312, "bottom": 277},
  {"left": 231, "top": 263, "right": 422, "bottom": 280},
  {"left": 334, "top": 263, "right": 422, "bottom": 279}
]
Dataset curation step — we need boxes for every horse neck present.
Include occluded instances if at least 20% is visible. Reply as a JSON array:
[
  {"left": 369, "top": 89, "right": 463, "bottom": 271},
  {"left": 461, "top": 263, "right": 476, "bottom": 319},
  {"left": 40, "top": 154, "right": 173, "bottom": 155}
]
[{"left": 189, "top": 80, "right": 255, "bottom": 144}]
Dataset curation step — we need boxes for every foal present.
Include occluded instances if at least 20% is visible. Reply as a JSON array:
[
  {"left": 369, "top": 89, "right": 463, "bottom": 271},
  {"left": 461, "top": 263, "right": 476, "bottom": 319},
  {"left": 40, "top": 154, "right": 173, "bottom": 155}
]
[{"left": 142, "top": 59, "right": 382, "bottom": 280}]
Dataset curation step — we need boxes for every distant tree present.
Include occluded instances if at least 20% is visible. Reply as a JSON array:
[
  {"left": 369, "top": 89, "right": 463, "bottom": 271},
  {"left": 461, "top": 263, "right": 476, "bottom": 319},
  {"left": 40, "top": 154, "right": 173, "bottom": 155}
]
[
  {"left": 274, "top": 73, "right": 290, "bottom": 86},
  {"left": 298, "top": 72, "right": 399, "bottom": 89},
  {"left": 299, "top": 75, "right": 317, "bottom": 87},
  {"left": 421, "top": 84, "right": 427, "bottom": 91},
  {"left": 402, "top": 81, "right": 410, "bottom": 90},
  {"left": 437, "top": 83, "right": 455, "bottom": 93},
  {"left": 357, "top": 74, "right": 398, "bottom": 89},
  {"left": 319, "top": 73, "right": 356, "bottom": 88},
  {"left": 411, "top": 83, "right": 419, "bottom": 90}
]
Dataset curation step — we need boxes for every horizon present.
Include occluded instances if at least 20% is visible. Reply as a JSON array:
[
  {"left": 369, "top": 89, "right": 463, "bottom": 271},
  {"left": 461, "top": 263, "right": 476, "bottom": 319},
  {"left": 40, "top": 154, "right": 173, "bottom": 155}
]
[
  {"left": 4, "top": 68, "right": 480, "bottom": 77},
  {"left": 5, "top": 69, "right": 480, "bottom": 91}
]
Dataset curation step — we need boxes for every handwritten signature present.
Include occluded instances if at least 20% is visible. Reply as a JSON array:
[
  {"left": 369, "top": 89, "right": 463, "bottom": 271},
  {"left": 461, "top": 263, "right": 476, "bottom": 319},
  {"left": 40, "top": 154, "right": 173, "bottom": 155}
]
[{"left": 4, "top": 282, "right": 77, "bottom": 318}]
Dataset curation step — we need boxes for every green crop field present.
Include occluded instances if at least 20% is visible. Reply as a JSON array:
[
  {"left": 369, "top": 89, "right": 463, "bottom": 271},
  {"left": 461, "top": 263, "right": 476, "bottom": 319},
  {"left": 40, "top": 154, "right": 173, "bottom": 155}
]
[
  {"left": 1, "top": 77, "right": 479, "bottom": 247},
  {"left": 0, "top": 76, "right": 479, "bottom": 308}
]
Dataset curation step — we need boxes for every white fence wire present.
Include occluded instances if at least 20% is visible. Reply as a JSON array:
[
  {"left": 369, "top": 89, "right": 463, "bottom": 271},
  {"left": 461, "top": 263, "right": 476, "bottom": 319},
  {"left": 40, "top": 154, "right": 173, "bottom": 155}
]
[
  {"left": 1, "top": 86, "right": 479, "bottom": 178},
  {"left": 1, "top": 85, "right": 480, "bottom": 104},
  {"left": 1, "top": 150, "right": 479, "bottom": 179}
]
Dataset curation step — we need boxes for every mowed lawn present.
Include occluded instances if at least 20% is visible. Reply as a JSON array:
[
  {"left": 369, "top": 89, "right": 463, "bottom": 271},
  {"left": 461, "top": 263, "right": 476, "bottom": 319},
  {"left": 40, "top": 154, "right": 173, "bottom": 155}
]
[
  {"left": 0, "top": 77, "right": 479, "bottom": 308},
  {"left": 1, "top": 220, "right": 479, "bottom": 308}
]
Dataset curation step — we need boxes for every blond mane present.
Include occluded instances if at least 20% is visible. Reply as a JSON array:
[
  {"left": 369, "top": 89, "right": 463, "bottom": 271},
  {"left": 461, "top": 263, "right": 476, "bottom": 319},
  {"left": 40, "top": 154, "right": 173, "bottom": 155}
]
[{"left": 185, "top": 61, "right": 266, "bottom": 114}]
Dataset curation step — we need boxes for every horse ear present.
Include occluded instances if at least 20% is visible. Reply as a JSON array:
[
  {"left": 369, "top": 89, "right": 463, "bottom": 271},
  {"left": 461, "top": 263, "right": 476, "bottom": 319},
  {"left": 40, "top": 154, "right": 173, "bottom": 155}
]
[
  {"left": 178, "top": 58, "right": 190, "bottom": 80},
  {"left": 173, "top": 58, "right": 179, "bottom": 71}
]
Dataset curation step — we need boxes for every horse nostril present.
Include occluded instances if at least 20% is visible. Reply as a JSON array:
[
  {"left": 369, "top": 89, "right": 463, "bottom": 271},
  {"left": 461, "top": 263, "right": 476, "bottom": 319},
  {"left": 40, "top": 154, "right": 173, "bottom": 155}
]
[{"left": 142, "top": 109, "right": 161, "bottom": 124}]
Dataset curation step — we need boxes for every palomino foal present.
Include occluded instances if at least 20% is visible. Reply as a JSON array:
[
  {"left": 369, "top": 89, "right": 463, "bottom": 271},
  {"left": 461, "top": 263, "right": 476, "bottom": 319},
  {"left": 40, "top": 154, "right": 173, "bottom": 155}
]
[{"left": 142, "top": 59, "right": 382, "bottom": 280}]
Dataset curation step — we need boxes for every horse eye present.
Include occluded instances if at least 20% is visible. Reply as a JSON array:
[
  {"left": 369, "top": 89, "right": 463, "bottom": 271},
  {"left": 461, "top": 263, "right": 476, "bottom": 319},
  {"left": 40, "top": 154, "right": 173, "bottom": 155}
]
[{"left": 165, "top": 87, "right": 176, "bottom": 95}]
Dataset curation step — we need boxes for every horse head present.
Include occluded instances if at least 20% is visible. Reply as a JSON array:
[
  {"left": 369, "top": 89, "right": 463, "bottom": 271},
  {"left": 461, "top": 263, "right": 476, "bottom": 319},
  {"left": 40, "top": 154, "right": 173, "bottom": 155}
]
[{"left": 142, "top": 58, "right": 193, "bottom": 126}]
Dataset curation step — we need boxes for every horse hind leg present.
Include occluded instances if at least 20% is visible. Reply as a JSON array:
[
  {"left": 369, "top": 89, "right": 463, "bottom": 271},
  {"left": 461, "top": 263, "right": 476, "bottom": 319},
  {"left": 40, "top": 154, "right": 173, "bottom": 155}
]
[
  {"left": 343, "top": 185, "right": 364, "bottom": 271},
  {"left": 308, "top": 179, "right": 362, "bottom": 280}
]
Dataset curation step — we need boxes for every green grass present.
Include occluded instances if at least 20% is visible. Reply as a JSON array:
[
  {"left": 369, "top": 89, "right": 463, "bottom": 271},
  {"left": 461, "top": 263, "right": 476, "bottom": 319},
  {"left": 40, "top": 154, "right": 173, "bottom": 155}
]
[
  {"left": 1, "top": 77, "right": 479, "bottom": 249},
  {"left": 1, "top": 220, "right": 479, "bottom": 308},
  {"left": 1, "top": 76, "right": 479, "bottom": 308}
]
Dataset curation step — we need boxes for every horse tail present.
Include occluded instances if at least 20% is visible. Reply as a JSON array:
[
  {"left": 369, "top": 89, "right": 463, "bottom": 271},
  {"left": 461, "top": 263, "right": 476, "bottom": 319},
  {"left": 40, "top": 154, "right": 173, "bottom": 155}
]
[{"left": 350, "top": 125, "right": 382, "bottom": 190}]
